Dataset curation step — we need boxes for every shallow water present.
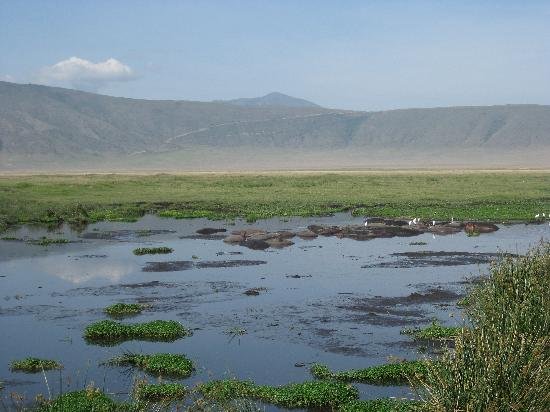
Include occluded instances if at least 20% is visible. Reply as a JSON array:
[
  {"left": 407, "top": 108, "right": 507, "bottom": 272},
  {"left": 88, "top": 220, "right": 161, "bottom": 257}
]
[{"left": 0, "top": 214, "right": 548, "bottom": 409}]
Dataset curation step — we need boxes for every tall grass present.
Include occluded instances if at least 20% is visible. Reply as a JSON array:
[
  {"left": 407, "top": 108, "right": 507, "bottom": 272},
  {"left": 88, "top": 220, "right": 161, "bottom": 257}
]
[{"left": 417, "top": 244, "right": 550, "bottom": 411}]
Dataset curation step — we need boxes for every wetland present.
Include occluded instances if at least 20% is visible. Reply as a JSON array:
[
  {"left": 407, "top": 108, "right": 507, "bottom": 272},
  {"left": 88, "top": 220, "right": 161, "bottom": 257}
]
[{"left": 1, "top": 210, "right": 549, "bottom": 410}]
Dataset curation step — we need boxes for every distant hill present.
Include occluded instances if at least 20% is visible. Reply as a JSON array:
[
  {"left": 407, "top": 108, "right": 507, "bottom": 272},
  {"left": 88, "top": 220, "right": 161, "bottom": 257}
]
[
  {"left": 1, "top": 81, "right": 549, "bottom": 169},
  {"left": 223, "top": 92, "right": 321, "bottom": 108}
]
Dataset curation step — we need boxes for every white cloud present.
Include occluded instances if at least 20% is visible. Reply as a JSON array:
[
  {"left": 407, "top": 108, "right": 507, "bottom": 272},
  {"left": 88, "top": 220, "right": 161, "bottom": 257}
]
[{"left": 37, "top": 57, "right": 136, "bottom": 91}]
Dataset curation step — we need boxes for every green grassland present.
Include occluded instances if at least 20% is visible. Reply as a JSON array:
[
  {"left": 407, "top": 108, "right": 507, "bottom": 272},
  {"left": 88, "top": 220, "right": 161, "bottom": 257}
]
[{"left": 0, "top": 171, "right": 549, "bottom": 231}]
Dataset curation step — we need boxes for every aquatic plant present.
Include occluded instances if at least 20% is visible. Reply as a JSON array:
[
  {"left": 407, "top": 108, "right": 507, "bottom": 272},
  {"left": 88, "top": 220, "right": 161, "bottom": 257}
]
[
  {"left": 401, "top": 321, "right": 462, "bottom": 341},
  {"left": 10, "top": 357, "right": 63, "bottom": 373},
  {"left": 84, "top": 320, "right": 191, "bottom": 344},
  {"left": 416, "top": 244, "right": 550, "bottom": 411},
  {"left": 30, "top": 237, "right": 69, "bottom": 246},
  {"left": 134, "top": 382, "right": 187, "bottom": 402},
  {"left": 108, "top": 353, "right": 194, "bottom": 378},
  {"left": 104, "top": 303, "right": 143, "bottom": 318},
  {"left": 197, "top": 379, "right": 358, "bottom": 409},
  {"left": 310, "top": 361, "right": 428, "bottom": 385},
  {"left": 339, "top": 398, "right": 420, "bottom": 411},
  {"left": 132, "top": 246, "right": 173, "bottom": 255},
  {"left": 36, "top": 388, "right": 125, "bottom": 411}
]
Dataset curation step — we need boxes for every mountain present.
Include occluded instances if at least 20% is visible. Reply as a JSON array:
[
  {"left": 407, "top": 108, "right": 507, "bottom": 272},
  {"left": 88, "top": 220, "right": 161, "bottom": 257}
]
[
  {"left": 223, "top": 92, "right": 321, "bottom": 108},
  {"left": 1, "top": 81, "right": 549, "bottom": 170}
]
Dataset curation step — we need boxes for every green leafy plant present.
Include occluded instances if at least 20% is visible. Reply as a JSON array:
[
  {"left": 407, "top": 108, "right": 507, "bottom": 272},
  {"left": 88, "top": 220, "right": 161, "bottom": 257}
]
[
  {"left": 108, "top": 353, "right": 194, "bottom": 378},
  {"left": 198, "top": 379, "right": 358, "bottom": 409},
  {"left": 84, "top": 320, "right": 191, "bottom": 345},
  {"left": 104, "top": 303, "right": 143, "bottom": 318},
  {"left": 310, "top": 361, "right": 428, "bottom": 385},
  {"left": 10, "top": 357, "right": 62, "bottom": 373},
  {"left": 132, "top": 246, "right": 173, "bottom": 255}
]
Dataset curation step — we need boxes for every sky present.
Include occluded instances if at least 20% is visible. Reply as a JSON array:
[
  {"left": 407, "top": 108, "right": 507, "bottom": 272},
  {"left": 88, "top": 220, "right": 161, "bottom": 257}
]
[{"left": 1, "top": 0, "right": 549, "bottom": 111}]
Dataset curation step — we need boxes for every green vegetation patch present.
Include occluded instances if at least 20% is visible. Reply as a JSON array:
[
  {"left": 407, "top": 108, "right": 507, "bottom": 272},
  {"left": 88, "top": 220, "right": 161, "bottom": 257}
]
[
  {"left": 29, "top": 237, "right": 69, "bottom": 246},
  {"left": 84, "top": 320, "right": 191, "bottom": 345},
  {"left": 108, "top": 353, "right": 194, "bottom": 378},
  {"left": 339, "top": 398, "right": 420, "bottom": 412},
  {"left": 134, "top": 382, "right": 187, "bottom": 402},
  {"left": 310, "top": 361, "right": 428, "bottom": 385},
  {"left": 417, "top": 244, "right": 550, "bottom": 411},
  {"left": 37, "top": 389, "right": 124, "bottom": 412},
  {"left": 132, "top": 246, "right": 173, "bottom": 255},
  {"left": 198, "top": 379, "right": 358, "bottom": 409},
  {"left": 1, "top": 172, "right": 549, "bottom": 233},
  {"left": 104, "top": 303, "right": 143, "bottom": 318},
  {"left": 10, "top": 357, "right": 62, "bottom": 373},
  {"left": 401, "top": 321, "right": 462, "bottom": 340}
]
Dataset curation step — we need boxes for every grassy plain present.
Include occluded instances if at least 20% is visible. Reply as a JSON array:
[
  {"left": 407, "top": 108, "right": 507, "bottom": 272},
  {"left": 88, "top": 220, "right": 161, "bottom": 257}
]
[{"left": 0, "top": 171, "right": 549, "bottom": 231}]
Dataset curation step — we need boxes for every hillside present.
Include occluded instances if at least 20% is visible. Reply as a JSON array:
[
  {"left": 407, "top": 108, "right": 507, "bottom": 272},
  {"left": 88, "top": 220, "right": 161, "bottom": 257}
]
[{"left": 0, "top": 81, "right": 549, "bottom": 170}]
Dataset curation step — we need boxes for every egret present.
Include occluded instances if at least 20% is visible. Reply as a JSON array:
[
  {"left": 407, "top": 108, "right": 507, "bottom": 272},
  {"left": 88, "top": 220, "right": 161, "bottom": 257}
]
[
  {"left": 364, "top": 219, "right": 368, "bottom": 227},
  {"left": 408, "top": 220, "right": 413, "bottom": 226},
  {"left": 432, "top": 220, "right": 436, "bottom": 226},
  {"left": 451, "top": 217, "right": 454, "bottom": 223},
  {"left": 536, "top": 214, "right": 540, "bottom": 218}
]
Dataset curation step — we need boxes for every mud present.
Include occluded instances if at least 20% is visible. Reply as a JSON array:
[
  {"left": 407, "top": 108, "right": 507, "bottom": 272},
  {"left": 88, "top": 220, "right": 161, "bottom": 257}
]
[
  {"left": 363, "top": 251, "right": 517, "bottom": 268},
  {"left": 80, "top": 229, "right": 175, "bottom": 241},
  {"left": 196, "top": 228, "right": 227, "bottom": 235},
  {"left": 142, "top": 259, "right": 267, "bottom": 272}
]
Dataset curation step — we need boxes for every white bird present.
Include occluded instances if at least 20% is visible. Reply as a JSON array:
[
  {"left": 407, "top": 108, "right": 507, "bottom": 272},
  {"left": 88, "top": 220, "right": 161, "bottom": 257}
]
[
  {"left": 451, "top": 217, "right": 454, "bottom": 223},
  {"left": 543, "top": 213, "right": 546, "bottom": 217},
  {"left": 535, "top": 214, "right": 540, "bottom": 218},
  {"left": 364, "top": 219, "right": 368, "bottom": 227},
  {"left": 432, "top": 220, "right": 436, "bottom": 226},
  {"left": 408, "top": 220, "right": 413, "bottom": 226}
]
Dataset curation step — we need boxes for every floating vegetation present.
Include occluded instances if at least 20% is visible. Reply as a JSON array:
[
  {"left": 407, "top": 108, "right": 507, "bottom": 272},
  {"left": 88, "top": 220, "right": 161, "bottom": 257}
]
[
  {"left": 409, "top": 241, "right": 428, "bottom": 245},
  {"left": 401, "top": 321, "right": 462, "bottom": 340},
  {"left": 134, "top": 382, "right": 187, "bottom": 402},
  {"left": 132, "top": 246, "right": 173, "bottom": 255},
  {"left": 197, "top": 379, "right": 358, "bottom": 409},
  {"left": 417, "top": 244, "right": 550, "bottom": 411},
  {"left": 36, "top": 388, "right": 125, "bottom": 411},
  {"left": 10, "top": 357, "right": 62, "bottom": 373},
  {"left": 310, "top": 361, "right": 428, "bottom": 385},
  {"left": 108, "top": 353, "right": 194, "bottom": 378},
  {"left": 104, "top": 303, "right": 143, "bottom": 318},
  {"left": 84, "top": 320, "right": 191, "bottom": 345},
  {"left": 29, "top": 237, "right": 69, "bottom": 246},
  {"left": 339, "top": 398, "right": 420, "bottom": 411}
]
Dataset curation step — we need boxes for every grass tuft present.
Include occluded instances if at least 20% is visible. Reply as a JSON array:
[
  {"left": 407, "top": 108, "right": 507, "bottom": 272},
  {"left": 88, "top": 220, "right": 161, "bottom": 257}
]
[
  {"left": 10, "top": 357, "right": 62, "bottom": 373},
  {"left": 84, "top": 320, "right": 191, "bottom": 345},
  {"left": 416, "top": 244, "right": 550, "bottom": 411},
  {"left": 104, "top": 303, "right": 143, "bottom": 318},
  {"left": 310, "top": 361, "right": 428, "bottom": 385},
  {"left": 339, "top": 398, "right": 420, "bottom": 411},
  {"left": 108, "top": 353, "right": 194, "bottom": 378},
  {"left": 401, "top": 321, "right": 462, "bottom": 341},
  {"left": 198, "top": 379, "right": 358, "bottom": 409},
  {"left": 36, "top": 388, "right": 124, "bottom": 411},
  {"left": 132, "top": 246, "right": 173, "bottom": 255},
  {"left": 134, "top": 382, "right": 187, "bottom": 402}
]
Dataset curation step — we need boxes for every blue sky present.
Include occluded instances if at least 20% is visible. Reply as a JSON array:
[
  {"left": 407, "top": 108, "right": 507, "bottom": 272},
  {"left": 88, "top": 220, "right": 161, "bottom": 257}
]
[{"left": 1, "top": 1, "right": 549, "bottom": 110}]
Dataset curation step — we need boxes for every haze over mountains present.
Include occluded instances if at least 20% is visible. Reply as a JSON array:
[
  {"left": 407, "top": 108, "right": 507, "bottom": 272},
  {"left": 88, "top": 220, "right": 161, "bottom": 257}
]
[{"left": 1, "top": 81, "right": 549, "bottom": 170}]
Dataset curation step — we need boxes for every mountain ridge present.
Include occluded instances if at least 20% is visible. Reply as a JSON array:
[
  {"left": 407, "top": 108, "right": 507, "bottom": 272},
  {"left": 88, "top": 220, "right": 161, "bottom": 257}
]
[{"left": 1, "top": 81, "right": 549, "bottom": 160}]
